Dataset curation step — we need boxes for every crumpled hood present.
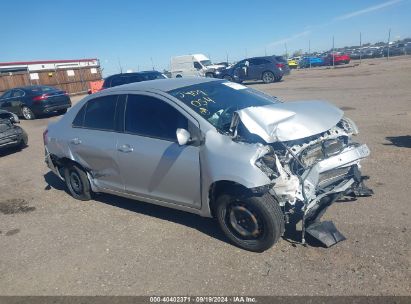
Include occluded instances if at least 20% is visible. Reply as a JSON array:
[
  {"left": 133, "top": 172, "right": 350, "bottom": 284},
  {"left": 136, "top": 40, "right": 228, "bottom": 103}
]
[{"left": 233, "top": 100, "right": 344, "bottom": 143}]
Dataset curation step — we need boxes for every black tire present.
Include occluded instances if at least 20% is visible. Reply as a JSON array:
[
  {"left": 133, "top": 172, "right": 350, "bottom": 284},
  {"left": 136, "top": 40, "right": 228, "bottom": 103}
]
[
  {"left": 262, "top": 71, "right": 275, "bottom": 84},
  {"left": 216, "top": 193, "right": 284, "bottom": 252},
  {"left": 64, "top": 164, "right": 91, "bottom": 201},
  {"left": 21, "top": 106, "right": 35, "bottom": 120},
  {"left": 57, "top": 108, "right": 67, "bottom": 115},
  {"left": 176, "top": 74, "right": 182, "bottom": 78},
  {"left": 223, "top": 75, "right": 233, "bottom": 81},
  {"left": 205, "top": 73, "right": 214, "bottom": 78}
]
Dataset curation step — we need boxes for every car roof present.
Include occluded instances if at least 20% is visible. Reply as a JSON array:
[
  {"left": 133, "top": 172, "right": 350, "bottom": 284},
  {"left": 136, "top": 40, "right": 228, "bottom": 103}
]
[
  {"left": 106, "top": 71, "right": 162, "bottom": 79},
  {"left": 104, "top": 77, "right": 222, "bottom": 93}
]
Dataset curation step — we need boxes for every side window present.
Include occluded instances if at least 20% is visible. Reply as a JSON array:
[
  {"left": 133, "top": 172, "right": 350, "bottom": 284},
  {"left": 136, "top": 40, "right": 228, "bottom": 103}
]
[
  {"left": 1, "top": 90, "right": 13, "bottom": 99},
  {"left": 83, "top": 95, "right": 118, "bottom": 131},
  {"left": 125, "top": 94, "right": 188, "bottom": 141},
  {"left": 128, "top": 75, "right": 142, "bottom": 83},
  {"left": 111, "top": 76, "right": 127, "bottom": 87},
  {"left": 193, "top": 62, "right": 202, "bottom": 70},
  {"left": 12, "top": 90, "right": 24, "bottom": 97},
  {"left": 72, "top": 103, "right": 86, "bottom": 127}
]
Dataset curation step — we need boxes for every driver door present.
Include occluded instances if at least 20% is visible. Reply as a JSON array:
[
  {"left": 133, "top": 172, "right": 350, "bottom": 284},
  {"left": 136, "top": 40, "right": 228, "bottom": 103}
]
[{"left": 233, "top": 60, "right": 247, "bottom": 81}]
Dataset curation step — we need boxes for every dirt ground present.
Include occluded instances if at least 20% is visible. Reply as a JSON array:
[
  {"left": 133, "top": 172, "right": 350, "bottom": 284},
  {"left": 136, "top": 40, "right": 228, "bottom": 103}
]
[{"left": 0, "top": 56, "right": 410, "bottom": 296}]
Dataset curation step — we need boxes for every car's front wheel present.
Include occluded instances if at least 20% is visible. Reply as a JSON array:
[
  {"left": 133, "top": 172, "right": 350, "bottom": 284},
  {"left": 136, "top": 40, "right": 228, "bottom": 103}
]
[
  {"left": 216, "top": 193, "right": 284, "bottom": 252},
  {"left": 64, "top": 164, "right": 91, "bottom": 201}
]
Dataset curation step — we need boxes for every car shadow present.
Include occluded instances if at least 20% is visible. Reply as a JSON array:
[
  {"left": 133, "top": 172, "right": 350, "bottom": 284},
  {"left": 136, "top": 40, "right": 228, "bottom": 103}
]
[
  {"left": 43, "top": 171, "right": 228, "bottom": 243},
  {"left": 385, "top": 136, "right": 411, "bottom": 148},
  {"left": 0, "top": 145, "right": 27, "bottom": 157}
]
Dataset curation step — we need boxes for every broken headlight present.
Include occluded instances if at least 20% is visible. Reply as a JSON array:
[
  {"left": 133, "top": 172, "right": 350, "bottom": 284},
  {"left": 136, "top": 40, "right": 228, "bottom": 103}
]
[
  {"left": 338, "top": 117, "right": 359, "bottom": 135},
  {"left": 300, "top": 138, "right": 346, "bottom": 167},
  {"left": 300, "top": 143, "right": 323, "bottom": 167}
]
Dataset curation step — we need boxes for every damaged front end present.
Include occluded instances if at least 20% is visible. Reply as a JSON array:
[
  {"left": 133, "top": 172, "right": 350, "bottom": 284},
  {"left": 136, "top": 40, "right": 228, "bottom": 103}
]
[{"left": 232, "top": 102, "right": 373, "bottom": 247}]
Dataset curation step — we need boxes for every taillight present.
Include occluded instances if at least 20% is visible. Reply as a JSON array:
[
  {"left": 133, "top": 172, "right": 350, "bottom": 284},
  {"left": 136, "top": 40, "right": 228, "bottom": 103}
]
[
  {"left": 33, "top": 94, "right": 50, "bottom": 102},
  {"left": 63, "top": 91, "right": 68, "bottom": 96},
  {"left": 276, "top": 63, "right": 285, "bottom": 68},
  {"left": 43, "top": 129, "right": 49, "bottom": 145}
]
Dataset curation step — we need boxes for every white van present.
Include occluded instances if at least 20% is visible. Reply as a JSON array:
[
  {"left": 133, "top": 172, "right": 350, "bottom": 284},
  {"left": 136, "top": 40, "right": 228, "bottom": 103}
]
[{"left": 170, "top": 54, "right": 224, "bottom": 78}]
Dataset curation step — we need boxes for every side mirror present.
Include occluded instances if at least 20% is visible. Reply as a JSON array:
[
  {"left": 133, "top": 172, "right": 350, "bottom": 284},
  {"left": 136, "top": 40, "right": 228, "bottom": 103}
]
[{"left": 176, "top": 128, "right": 191, "bottom": 146}]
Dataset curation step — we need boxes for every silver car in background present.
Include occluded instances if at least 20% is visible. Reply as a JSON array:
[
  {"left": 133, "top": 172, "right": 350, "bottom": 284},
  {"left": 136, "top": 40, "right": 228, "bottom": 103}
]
[{"left": 44, "top": 78, "right": 372, "bottom": 252}]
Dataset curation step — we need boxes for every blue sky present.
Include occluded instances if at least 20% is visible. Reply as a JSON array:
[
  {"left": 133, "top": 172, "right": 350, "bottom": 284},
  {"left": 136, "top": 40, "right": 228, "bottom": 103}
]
[{"left": 1, "top": 0, "right": 410, "bottom": 75}]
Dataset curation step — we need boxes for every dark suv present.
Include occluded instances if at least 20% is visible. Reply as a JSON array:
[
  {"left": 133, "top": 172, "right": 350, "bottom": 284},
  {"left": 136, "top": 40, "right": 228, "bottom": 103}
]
[
  {"left": 216, "top": 56, "right": 289, "bottom": 84},
  {"left": 101, "top": 71, "right": 167, "bottom": 90}
]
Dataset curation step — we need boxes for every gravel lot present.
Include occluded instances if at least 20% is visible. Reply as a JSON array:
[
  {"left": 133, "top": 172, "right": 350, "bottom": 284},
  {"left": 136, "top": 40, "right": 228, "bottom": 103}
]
[{"left": 0, "top": 56, "right": 410, "bottom": 296}]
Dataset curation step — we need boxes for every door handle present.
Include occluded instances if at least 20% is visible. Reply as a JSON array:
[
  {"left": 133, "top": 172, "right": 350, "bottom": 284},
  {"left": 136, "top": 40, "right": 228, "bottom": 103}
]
[
  {"left": 70, "top": 138, "right": 82, "bottom": 145},
  {"left": 118, "top": 144, "right": 134, "bottom": 153}
]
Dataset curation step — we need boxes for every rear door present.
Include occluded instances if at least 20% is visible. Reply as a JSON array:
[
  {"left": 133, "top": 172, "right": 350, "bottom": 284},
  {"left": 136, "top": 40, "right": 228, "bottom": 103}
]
[
  {"left": 248, "top": 58, "right": 266, "bottom": 80},
  {"left": 116, "top": 93, "right": 202, "bottom": 208},
  {"left": 69, "top": 94, "right": 124, "bottom": 191}
]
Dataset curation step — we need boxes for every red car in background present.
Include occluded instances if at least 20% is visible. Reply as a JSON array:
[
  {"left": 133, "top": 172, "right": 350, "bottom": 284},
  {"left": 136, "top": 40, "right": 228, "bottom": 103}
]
[{"left": 323, "top": 52, "right": 351, "bottom": 66}]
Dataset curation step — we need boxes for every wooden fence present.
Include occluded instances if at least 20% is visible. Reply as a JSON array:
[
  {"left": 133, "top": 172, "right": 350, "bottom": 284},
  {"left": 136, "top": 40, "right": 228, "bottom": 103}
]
[{"left": 0, "top": 66, "right": 102, "bottom": 95}]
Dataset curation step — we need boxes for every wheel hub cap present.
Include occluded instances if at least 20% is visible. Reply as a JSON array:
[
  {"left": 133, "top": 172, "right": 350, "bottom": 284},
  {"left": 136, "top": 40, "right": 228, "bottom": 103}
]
[
  {"left": 229, "top": 205, "right": 260, "bottom": 237},
  {"left": 70, "top": 172, "right": 82, "bottom": 194}
]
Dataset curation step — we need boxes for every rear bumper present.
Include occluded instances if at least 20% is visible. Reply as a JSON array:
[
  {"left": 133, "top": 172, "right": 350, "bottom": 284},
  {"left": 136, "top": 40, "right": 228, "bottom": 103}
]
[
  {"left": 32, "top": 103, "right": 71, "bottom": 115},
  {"left": 44, "top": 147, "right": 63, "bottom": 179}
]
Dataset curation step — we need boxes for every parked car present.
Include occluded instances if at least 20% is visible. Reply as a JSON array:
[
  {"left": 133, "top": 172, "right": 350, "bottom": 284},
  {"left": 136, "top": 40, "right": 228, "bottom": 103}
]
[
  {"left": 171, "top": 54, "right": 226, "bottom": 78},
  {"left": 216, "top": 56, "right": 286, "bottom": 83},
  {"left": 44, "top": 78, "right": 372, "bottom": 252},
  {"left": 299, "top": 56, "right": 324, "bottom": 68},
  {"left": 323, "top": 53, "right": 351, "bottom": 65},
  {"left": 0, "top": 86, "right": 71, "bottom": 120},
  {"left": 100, "top": 71, "right": 167, "bottom": 91},
  {"left": 0, "top": 110, "right": 28, "bottom": 152},
  {"left": 287, "top": 58, "right": 299, "bottom": 69}
]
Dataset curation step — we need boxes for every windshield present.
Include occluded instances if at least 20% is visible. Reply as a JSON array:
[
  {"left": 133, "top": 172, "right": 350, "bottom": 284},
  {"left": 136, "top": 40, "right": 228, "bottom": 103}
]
[
  {"left": 168, "top": 81, "right": 279, "bottom": 132},
  {"left": 200, "top": 60, "right": 212, "bottom": 67}
]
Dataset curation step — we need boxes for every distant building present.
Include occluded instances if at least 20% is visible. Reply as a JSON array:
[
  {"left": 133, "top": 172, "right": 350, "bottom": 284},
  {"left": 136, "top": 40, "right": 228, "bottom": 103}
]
[{"left": 0, "top": 58, "right": 102, "bottom": 95}]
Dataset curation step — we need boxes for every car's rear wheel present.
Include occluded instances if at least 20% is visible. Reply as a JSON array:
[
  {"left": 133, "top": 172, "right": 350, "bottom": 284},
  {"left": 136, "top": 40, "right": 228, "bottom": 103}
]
[
  {"left": 176, "top": 74, "right": 182, "bottom": 78},
  {"left": 64, "top": 164, "right": 91, "bottom": 201},
  {"left": 57, "top": 109, "right": 67, "bottom": 115},
  {"left": 21, "top": 106, "right": 35, "bottom": 120},
  {"left": 262, "top": 71, "right": 275, "bottom": 84},
  {"left": 216, "top": 193, "right": 284, "bottom": 252},
  {"left": 205, "top": 73, "right": 214, "bottom": 78},
  {"left": 223, "top": 75, "right": 233, "bottom": 82}
]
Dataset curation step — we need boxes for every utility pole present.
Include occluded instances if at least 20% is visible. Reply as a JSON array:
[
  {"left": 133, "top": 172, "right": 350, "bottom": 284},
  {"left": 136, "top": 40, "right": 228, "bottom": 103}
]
[
  {"left": 264, "top": 47, "right": 267, "bottom": 56},
  {"left": 359, "top": 32, "right": 362, "bottom": 64},
  {"left": 284, "top": 43, "right": 288, "bottom": 58},
  {"left": 332, "top": 36, "right": 335, "bottom": 68},
  {"left": 309, "top": 40, "right": 311, "bottom": 69},
  {"left": 117, "top": 58, "right": 123, "bottom": 73},
  {"left": 150, "top": 57, "right": 154, "bottom": 70},
  {"left": 387, "top": 28, "right": 391, "bottom": 60},
  {"left": 226, "top": 51, "right": 229, "bottom": 64}
]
